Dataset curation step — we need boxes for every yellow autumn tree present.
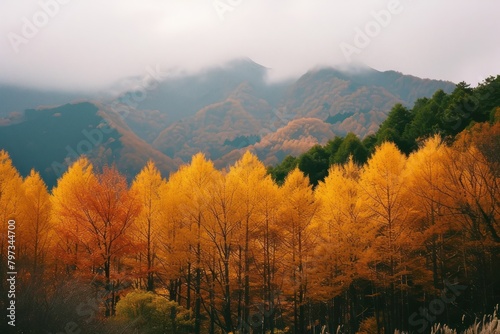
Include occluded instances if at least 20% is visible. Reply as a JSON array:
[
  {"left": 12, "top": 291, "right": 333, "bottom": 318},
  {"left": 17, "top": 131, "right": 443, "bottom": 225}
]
[
  {"left": 0, "top": 150, "right": 23, "bottom": 305},
  {"left": 20, "top": 169, "right": 52, "bottom": 279},
  {"left": 131, "top": 160, "right": 166, "bottom": 291},
  {"left": 252, "top": 172, "right": 284, "bottom": 333},
  {"left": 312, "top": 157, "right": 372, "bottom": 329},
  {"left": 162, "top": 153, "right": 217, "bottom": 334},
  {"left": 0, "top": 150, "right": 23, "bottom": 221},
  {"left": 279, "top": 168, "right": 318, "bottom": 334},
  {"left": 226, "top": 151, "right": 268, "bottom": 329},
  {"left": 358, "top": 141, "right": 423, "bottom": 332},
  {"left": 437, "top": 134, "right": 500, "bottom": 309},
  {"left": 405, "top": 135, "right": 457, "bottom": 291},
  {"left": 203, "top": 167, "right": 242, "bottom": 333},
  {"left": 445, "top": 133, "right": 500, "bottom": 245},
  {"left": 157, "top": 169, "right": 189, "bottom": 300},
  {"left": 51, "top": 157, "right": 96, "bottom": 276}
]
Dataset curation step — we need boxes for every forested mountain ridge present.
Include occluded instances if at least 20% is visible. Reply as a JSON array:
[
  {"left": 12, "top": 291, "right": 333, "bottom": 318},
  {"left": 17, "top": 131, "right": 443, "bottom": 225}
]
[
  {"left": 269, "top": 75, "right": 500, "bottom": 185},
  {"left": 279, "top": 66, "right": 456, "bottom": 136},
  {"left": 0, "top": 60, "right": 456, "bottom": 185},
  {"left": 151, "top": 64, "right": 455, "bottom": 166}
]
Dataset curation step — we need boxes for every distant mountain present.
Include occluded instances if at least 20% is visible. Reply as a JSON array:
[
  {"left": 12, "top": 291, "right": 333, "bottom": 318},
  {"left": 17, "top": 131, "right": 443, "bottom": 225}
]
[
  {"left": 0, "top": 102, "right": 179, "bottom": 187},
  {"left": 279, "top": 67, "right": 456, "bottom": 137},
  {"left": 151, "top": 63, "right": 455, "bottom": 167},
  {"left": 152, "top": 82, "right": 274, "bottom": 162},
  {"left": 121, "top": 59, "right": 290, "bottom": 142},
  {"left": 0, "top": 59, "right": 456, "bottom": 184},
  {"left": 0, "top": 84, "right": 93, "bottom": 117}
]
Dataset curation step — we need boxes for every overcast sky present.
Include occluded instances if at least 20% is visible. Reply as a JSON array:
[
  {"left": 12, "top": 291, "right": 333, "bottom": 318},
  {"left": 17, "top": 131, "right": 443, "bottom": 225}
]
[{"left": 1, "top": 0, "right": 499, "bottom": 91}]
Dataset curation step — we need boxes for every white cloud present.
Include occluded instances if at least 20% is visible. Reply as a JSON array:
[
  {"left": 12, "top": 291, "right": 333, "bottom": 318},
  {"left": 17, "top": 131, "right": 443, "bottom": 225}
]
[{"left": 0, "top": 0, "right": 498, "bottom": 91}]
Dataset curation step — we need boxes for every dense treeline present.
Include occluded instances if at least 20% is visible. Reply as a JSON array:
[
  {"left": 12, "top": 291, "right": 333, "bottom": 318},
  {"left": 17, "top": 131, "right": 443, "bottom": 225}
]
[
  {"left": 269, "top": 76, "right": 500, "bottom": 186},
  {"left": 0, "top": 77, "right": 499, "bottom": 333},
  {"left": 1, "top": 112, "right": 499, "bottom": 333}
]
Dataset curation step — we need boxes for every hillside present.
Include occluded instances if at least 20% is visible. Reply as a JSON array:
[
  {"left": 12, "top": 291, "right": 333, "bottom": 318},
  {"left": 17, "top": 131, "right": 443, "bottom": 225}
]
[
  {"left": 269, "top": 75, "right": 500, "bottom": 185},
  {"left": 119, "top": 59, "right": 290, "bottom": 143},
  {"left": 0, "top": 102, "right": 180, "bottom": 187},
  {"left": 151, "top": 62, "right": 455, "bottom": 168},
  {"left": 280, "top": 67, "right": 456, "bottom": 137},
  {"left": 0, "top": 60, "right": 456, "bottom": 184}
]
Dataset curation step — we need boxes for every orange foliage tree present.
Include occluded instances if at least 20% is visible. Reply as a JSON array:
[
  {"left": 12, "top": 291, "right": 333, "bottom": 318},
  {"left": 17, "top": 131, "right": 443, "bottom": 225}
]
[{"left": 52, "top": 159, "right": 140, "bottom": 316}]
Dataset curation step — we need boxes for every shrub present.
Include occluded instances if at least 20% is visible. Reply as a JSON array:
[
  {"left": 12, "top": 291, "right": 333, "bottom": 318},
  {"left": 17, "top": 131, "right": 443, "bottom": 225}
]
[{"left": 115, "top": 290, "right": 194, "bottom": 334}]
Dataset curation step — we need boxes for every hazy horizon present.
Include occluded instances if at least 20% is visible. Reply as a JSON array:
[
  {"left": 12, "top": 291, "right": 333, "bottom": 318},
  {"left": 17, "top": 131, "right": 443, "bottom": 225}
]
[{"left": 1, "top": 0, "right": 499, "bottom": 92}]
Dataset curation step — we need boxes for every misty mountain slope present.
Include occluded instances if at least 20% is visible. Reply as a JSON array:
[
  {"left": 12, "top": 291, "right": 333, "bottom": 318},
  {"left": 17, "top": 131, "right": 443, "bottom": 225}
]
[
  {"left": 0, "top": 102, "right": 180, "bottom": 187},
  {"left": 255, "top": 117, "right": 335, "bottom": 163},
  {"left": 96, "top": 103, "right": 182, "bottom": 174},
  {"left": 279, "top": 67, "right": 456, "bottom": 137},
  {"left": 153, "top": 82, "right": 273, "bottom": 162},
  {"left": 0, "top": 84, "right": 92, "bottom": 117},
  {"left": 152, "top": 63, "right": 455, "bottom": 168},
  {"left": 120, "top": 59, "right": 290, "bottom": 142},
  {"left": 0, "top": 60, "right": 457, "bottom": 185},
  {"left": 0, "top": 102, "right": 115, "bottom": 186},
  {"left": 346, "top": 68, "right": 457, "bottom": 103}
]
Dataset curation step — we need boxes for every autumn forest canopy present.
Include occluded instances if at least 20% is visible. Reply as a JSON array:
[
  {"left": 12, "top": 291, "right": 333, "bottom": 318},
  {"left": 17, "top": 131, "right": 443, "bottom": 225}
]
[
  {"left": 0, "top": 76, "right": 499, "bottom": 334},
  {"left": 269, "top": 76, "right": 500, "bottom": 186}
]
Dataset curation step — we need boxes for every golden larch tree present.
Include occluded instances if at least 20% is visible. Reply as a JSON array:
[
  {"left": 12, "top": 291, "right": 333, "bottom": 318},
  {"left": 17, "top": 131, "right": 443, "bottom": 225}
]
[
  {"left": 405, "top": 135, "right": 455, "bottom": 291},
  {"left": 358, "top": 142, "right": 420, "bottom": 332},
  {"left": 131, "top": 160, "right": 166, "bottom": 291},
  {"left": 0, "top": 150, "right": 23, "bottom": 221},
  {"left": 203, "top": 167, "right": 242, "bottom": 333},
  {"left": 51, "top": 157, "right": 96, "bottom": 276},
  {"left": 226, "top": 151, "right": 268, "bottom": 330},
  {"left": 312, "top": 157, "right": 372, "bottom": 330},
  {"left": 166, "top": 153, "right": 217, "bottom": 334},
  {"left": 279, "top": 168, "right": 318, "bottom": 334},
  {"left": 0, "top": 151, "right": 23, "bottom": 305},
  {"left": 20, "top": 169, "right": 52, "bottom": 278}
]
